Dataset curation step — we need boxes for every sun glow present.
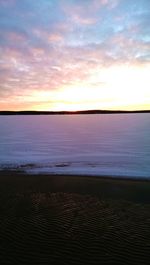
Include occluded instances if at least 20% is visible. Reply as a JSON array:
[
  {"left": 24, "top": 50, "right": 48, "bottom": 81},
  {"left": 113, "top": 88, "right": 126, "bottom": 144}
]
[
  {"left": 34, "top": 63, "right": 150, "bottom": 111},
  {"left": 3, "top": 63, "right": 149, "bottom": 111}
]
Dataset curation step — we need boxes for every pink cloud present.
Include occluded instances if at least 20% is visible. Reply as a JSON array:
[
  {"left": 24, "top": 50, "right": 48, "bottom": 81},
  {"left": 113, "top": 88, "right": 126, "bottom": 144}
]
[
  {"left": 93, "top": 0, "right": 120, "bottom": 10},
  {"left": 71, "top": 15, "right": 97, "bottom": 25},
  {"left": 61, "top": 1, "right": 98, "bottom": 26},
  {"left": 48, "top": 33, "right": 64, "bottom": 42},
  {"left": 6, "top": 31, "right": 27, "bottom": 42}
]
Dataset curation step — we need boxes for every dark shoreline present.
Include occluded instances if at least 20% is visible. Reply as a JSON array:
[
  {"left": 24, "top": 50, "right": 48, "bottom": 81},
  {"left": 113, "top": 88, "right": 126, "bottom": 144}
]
[
  {"left": 0, "top": 170, "right": 150, "bottom": 204},
  {"left": 1, "top": 169, "right": 150, "bottom": 182},
  {"left": 0, "top": 109, "right": 150, "bottom": 115},
  {"left": 0, "top": 170, "right": 150, "bottom": 264}
]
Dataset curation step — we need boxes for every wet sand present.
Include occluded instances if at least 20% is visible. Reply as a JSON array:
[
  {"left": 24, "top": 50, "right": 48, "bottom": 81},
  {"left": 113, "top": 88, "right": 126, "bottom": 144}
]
[{"left": 0, "top": 170, "right": 150, "bottom": 264}]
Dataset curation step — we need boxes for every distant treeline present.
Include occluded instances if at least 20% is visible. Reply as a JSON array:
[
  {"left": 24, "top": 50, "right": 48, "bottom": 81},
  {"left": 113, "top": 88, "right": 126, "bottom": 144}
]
[{"left": 0, "top": 110, "right": 150, "bottom": 115}]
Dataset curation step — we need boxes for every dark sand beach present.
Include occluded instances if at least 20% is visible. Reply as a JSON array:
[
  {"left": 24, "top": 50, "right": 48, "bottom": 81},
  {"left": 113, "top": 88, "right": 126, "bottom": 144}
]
[{"left": 0, "top": 171, "right": 150, "bottom": 265}]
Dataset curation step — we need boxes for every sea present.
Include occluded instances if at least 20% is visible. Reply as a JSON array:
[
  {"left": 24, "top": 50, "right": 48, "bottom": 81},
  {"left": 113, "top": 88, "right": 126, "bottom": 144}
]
[{"left": 0, "top": 114, "right": 150, "bottom": 179}]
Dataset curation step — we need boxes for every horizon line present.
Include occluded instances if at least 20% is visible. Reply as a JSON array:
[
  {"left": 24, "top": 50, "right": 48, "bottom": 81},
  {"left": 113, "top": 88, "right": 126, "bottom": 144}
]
[{"left": 0, "top": 109, "right": 150, "bottom": 115}]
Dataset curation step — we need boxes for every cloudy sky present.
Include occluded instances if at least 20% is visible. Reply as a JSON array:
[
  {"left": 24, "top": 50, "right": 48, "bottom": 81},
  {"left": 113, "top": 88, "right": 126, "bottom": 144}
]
[{"left": 0, "top": 0, "right": 150, "bottom": 111}]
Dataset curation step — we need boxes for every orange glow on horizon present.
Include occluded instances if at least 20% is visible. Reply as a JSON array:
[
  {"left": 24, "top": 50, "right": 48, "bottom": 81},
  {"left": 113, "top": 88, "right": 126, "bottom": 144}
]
[{"left": 1, "top": 63, "right": 150, "bottom": 111}]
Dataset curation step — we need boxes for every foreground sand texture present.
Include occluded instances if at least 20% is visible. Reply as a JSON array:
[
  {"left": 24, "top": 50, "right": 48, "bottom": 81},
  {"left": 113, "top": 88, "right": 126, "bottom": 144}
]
[{"left": 0, "top": 171, "right": 150, "bottom": 264}]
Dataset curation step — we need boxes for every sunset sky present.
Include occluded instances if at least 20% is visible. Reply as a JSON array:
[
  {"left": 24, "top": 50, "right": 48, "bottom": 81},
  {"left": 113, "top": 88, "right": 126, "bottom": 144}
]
[{"left": 0, "top": 0, "right": 150, "bottom": 111}]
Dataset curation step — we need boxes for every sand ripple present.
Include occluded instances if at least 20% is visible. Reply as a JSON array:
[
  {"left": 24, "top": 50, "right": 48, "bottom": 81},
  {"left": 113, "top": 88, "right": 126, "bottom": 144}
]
[{"left": 0, "top": 192, "right": 150, "bottom": 264}]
